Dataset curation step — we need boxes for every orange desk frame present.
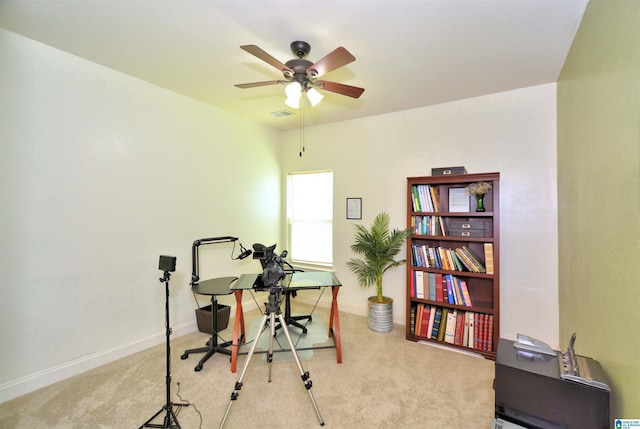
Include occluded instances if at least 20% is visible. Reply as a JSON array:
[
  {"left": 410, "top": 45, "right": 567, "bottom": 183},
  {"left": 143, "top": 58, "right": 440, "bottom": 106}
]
[{"left": 229, "top": 273, "right": 342, "bottom": 373}]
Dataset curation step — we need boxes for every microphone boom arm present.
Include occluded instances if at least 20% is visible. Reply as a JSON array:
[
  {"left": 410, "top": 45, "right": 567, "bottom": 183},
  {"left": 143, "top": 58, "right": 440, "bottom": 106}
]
[{"left": 191, "top": 236, "right": 241, "bottom": 284}]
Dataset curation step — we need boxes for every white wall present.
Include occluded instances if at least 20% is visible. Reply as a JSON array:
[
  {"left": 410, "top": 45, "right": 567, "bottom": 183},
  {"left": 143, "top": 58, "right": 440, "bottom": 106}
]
[
  {"left": 281, "top": 84, "right": 559, "bottom": 349},
  {"left": 0, "top": 29, "right": 282, "bottom": 401}
]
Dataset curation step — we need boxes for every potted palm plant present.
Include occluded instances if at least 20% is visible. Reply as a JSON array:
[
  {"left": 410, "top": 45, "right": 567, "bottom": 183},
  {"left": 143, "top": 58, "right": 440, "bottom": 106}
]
[{"left": 347, "top": 212, "right": 413, "bottom": 333}]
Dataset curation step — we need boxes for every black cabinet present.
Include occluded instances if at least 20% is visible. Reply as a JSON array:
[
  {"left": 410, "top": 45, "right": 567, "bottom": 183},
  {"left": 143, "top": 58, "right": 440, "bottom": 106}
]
[{"left": 494, "top": 339, "right": 610, "bottom": 429}]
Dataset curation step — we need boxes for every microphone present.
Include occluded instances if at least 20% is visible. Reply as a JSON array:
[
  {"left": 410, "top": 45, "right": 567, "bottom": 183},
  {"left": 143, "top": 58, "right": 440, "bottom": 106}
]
[
  {"left": 237, "top": 242, "right": 252, "bottom": 260},
  {"left": 238, "top": 248, "right": 252, "bottom": 260}
]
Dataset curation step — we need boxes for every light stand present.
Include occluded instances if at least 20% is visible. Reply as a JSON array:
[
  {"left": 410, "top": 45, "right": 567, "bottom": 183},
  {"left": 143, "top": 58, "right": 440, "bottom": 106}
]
[{"left": 140, "top": 257, "right": 189, "bottom": 429}]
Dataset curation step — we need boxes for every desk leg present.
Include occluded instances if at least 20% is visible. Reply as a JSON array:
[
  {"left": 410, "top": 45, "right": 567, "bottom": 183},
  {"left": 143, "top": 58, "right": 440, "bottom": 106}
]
[
  {"left": 329, "top": 286, "right": 342, "bottom": 364},
  {"left": 231, "top": 290, "right": 245, "bottom": 373}
]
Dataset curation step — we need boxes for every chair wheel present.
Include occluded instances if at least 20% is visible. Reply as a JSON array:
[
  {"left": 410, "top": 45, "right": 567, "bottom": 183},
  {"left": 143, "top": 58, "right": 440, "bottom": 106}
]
[
  {"left": 194, "top": 364, "right": 202, "bottom": 372},
  {"left": 302, "top": 328, "right": 308, "bottom": 334},
  {"left": 181, "top": 353, "right": 188, "bottom": 360}
]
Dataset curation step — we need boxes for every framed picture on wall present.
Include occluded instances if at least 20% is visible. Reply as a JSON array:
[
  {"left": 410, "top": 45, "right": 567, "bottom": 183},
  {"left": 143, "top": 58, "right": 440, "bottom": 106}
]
[{"left": 346, "top": 198, "right": 362, "bottom": 220}]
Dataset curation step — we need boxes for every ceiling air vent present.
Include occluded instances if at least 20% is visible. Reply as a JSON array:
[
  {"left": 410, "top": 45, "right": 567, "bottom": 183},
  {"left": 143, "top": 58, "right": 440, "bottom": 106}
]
[{"left": 270, "top": 110, "right": 295, "bottom": 118}]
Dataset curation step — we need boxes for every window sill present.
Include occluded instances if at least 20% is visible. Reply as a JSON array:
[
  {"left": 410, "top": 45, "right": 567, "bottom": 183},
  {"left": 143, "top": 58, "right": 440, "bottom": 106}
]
[{"left": 290, "top": 261, "right": 334, "bottom": 272}]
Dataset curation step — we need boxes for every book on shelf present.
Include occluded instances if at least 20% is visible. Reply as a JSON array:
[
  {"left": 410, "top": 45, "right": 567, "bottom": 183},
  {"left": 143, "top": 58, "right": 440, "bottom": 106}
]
[
  {"left": 435, "top": 273, "right": 444, "bottom": 302},
  {"left": 428, "top": 272, "right": 437, "bottom": 301},
  {"left": 420, "top": 305, "right": 431, "bottom": 337},
  {"left": 421, "top": 185, "right": 434, "bottom": 212},
  {"left": 415, "top": 304, "right": 423, "bottom": 336},
  {"left": 450, "top": 250, "right": 465, "bottom": 271},
  {"left": 459, "top": 279, "right": 472, "bottom": 307},
  {"left": 438, "top": 308, "right": 449, "bottom": 342},
  {"left": 415, "top": 270, "right": 425, "bottom": 299},
  {"left": 417, "top": 273, "right": 472, "bottom": 307},
  {"left": 487, "top": 314, "right": 494, "bottom": 352},
  {"left": 412, "top": 184, "right": 442, "bottom": 213},
  {"left": 410, "top": 305, "right": 416, "bottom": 335},
  {"left": 463, "top": 311, "right": 472, "bottom": 347},
  {"left": 454, "top": 311, "right": 465, "bottom": 345},
  {"left": 411, "top": 186, "right": 422, "bottom": 212},
  {"left": 484, "top": 243, "right": 494, "bottom": 275},
  {"left": 453, "top": 276, "right": 463, "bottom": 305},
  {"left": 415, "top": 305, "right": 493, "bottom": 352},
  {"left": 427, "top": 305, "right": 436, "bottom": 338},
  {"left": 412, "top": 243, "right": 488, "bottom": 275},
  {"left": 474, "top": 313, "right": 482, "bottom": 350},
  {"left": 444, "top": 309, "right": 457, "bottom": 344},
  {"left": 458, "top": 246, "right": 486, "bottom": 273},
  {"left": 440, "top": 308, "right": 450, "bottom": 341},
  {"left": 452, "top": 248, "right": 475, "bottom": 272},
  {"left": 445, "top": 274, "right": 455, "bottom": 304},
  {"left": 470, "top": 313, "right": 494, "bottom": 352},
  {"left": 431, "top": 307, "right": 443, "bottom": 340},
  {"left": 429, "top": 186, "right": 440, "bottom": 212},
  {"left": 413, "top": 215, "right": 443, "bottom": 236},
  {"left": 440, "top": 274, "right": 448, "bottom": 303}
]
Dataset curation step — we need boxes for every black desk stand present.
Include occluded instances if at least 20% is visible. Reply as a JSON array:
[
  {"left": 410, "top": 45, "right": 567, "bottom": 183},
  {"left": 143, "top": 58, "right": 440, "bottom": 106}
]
[
  {"left": 181, "top": 277, "right": 237, "bottom": 371},
  {"left": 275, "top": 289, "right": 312, "bottom": 334},
  {"left": 140, "top": 271, "right": 189, "bottom": 429}
]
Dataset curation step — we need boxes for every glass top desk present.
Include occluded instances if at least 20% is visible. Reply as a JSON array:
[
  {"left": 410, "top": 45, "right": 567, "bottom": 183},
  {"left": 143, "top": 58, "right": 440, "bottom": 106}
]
[{"left": 229, "top": 271, "right": 343, "bottom": 372}]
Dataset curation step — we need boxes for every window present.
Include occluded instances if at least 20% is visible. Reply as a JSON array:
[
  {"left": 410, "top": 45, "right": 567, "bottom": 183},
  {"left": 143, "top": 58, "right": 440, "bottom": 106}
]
[{"left": 287, "top": 171, "right": 333, "bottom": 267}]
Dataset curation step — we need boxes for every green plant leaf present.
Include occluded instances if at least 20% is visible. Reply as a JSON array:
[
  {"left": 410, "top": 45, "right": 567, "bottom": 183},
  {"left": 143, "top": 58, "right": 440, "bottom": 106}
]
[{"left": 347, "top": 212, "right": 413, "bottom": 300}]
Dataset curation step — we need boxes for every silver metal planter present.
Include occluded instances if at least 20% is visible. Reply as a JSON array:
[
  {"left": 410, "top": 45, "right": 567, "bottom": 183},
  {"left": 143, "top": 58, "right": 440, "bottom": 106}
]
[{"left": 368, "top": 296, "right": 393, "bottom": 333}]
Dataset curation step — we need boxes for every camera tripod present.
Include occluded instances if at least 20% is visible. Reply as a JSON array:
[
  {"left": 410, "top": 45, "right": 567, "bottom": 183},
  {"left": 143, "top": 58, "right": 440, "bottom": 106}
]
[
  {"left": 139, "top": 270, "right": 189, "bottom": 429},
  {"left": 219, "top": 286, "right": 325, "bottom": 428}
]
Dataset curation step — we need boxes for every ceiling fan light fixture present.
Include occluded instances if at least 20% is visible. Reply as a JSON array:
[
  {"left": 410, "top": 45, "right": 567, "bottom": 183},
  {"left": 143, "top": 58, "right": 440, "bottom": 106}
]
[
  {"left": 285, "top": 82, "right": 302, "bottom": 109},
  {"left": 306, "top": 87, "right": 324, "bottom": 107}
]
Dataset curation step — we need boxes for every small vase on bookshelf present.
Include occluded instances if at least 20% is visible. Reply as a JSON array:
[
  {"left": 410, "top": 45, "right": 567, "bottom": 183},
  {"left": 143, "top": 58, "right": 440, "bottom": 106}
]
[
  {"left": 475, "top": 194, "right": 485, "bottom": 212},
  {"left": 467, "top": 181, "right": 492, "bottom": 213}
]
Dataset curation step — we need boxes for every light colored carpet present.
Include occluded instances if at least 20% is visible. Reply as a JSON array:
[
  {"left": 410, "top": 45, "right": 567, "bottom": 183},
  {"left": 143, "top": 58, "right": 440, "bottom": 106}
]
[{"left": 0, "top": 304, "right": 496, "bottom": 428}]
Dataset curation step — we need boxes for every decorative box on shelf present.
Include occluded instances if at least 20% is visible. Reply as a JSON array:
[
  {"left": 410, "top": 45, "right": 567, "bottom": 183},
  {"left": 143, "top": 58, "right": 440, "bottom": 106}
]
[
  {"left": 432, "top": 166, "right": 467, "bottom": 176},
  {"left": 448, "top": 219, "right": 492, "bottom": 238},
  {"left": 195, "top": 304, "right": 230, "bottom": 334}
]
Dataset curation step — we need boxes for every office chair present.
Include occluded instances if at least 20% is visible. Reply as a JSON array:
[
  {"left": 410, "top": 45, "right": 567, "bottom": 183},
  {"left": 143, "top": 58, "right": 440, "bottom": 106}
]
[{"left": 253, "top": 243, "right": 312, "bottom": 334}]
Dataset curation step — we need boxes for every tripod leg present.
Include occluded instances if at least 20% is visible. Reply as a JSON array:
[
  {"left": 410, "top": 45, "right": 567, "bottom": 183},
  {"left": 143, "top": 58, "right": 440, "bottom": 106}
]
[
  {"left": 267, "top": 311, "right": 276, "bottom": 382},
  {"left": 219, "top": 312, "right": 269, "bottom": 429},
  {"left": 276, "top": 313, "right": 325, "bottom": 426}
]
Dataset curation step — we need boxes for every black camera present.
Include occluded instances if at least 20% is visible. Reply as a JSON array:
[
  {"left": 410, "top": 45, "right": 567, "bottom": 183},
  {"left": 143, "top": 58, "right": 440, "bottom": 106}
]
[
  {"left": 253, "top": 244, "right": 288, "bottom": 291},
  {"left": 261, "top": 259, "right": 285, "bottom": 290},
  {"left": 252, "top": 243, "right": 276, "bottom": 261},
  {"left": 159, "top": 255, "right": 176, "bottom": 272}
]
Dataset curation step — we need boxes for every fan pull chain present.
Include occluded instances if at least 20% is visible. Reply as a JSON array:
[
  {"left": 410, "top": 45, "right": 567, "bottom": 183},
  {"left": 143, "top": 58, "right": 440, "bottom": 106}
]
[{"left": 299, "top": 102, "right": 305, "bottom": 157}]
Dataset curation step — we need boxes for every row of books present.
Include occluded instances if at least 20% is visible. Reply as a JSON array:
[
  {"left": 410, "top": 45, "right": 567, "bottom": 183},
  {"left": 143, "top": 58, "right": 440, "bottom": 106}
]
[
  {"left": 410, "top": 304, "right": 494, "bottom": 352},
  {"left": 411, "top": 271, "right": 473, "bottom": 307},
  {"left": 411, "top": 215, "right": 447, "bottom": 236},
  {"left": 411, "top": 184, "right": 440, "bottom": 213},
  {"left": 412, "top": 244, "right": 486, "bottom": 273}
]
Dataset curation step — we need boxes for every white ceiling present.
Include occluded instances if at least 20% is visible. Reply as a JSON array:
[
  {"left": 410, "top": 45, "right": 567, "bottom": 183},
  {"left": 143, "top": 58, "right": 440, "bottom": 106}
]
[{"left": 0, "top": 0, "right": 588, "bottom": 131}]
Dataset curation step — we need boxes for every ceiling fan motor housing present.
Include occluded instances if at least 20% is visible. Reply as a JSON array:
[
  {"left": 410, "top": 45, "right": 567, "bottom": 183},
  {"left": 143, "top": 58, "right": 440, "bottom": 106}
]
[{"left": 290, "top": 41, "right": 311, "bottom": 58}]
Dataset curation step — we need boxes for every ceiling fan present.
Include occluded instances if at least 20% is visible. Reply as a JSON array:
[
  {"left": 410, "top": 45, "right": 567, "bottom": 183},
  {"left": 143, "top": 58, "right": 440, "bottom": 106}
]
[{"left": 235, "top": 41, "right": 365, "bottom": 107}]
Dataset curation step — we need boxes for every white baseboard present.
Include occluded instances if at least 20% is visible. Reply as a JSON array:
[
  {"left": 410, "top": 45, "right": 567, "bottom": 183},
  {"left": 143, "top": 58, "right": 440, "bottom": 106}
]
[
  {"left": 0, "top": 321, "right": 197, "bottom": 404},
  {"left": 417, "top": 340, "right": 485, "bottom": 359}
]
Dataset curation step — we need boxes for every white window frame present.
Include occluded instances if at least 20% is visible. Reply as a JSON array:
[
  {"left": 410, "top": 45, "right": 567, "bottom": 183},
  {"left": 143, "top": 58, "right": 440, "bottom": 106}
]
[{"left": 286, "top": 170, "right": 333, "bottom": 269}]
